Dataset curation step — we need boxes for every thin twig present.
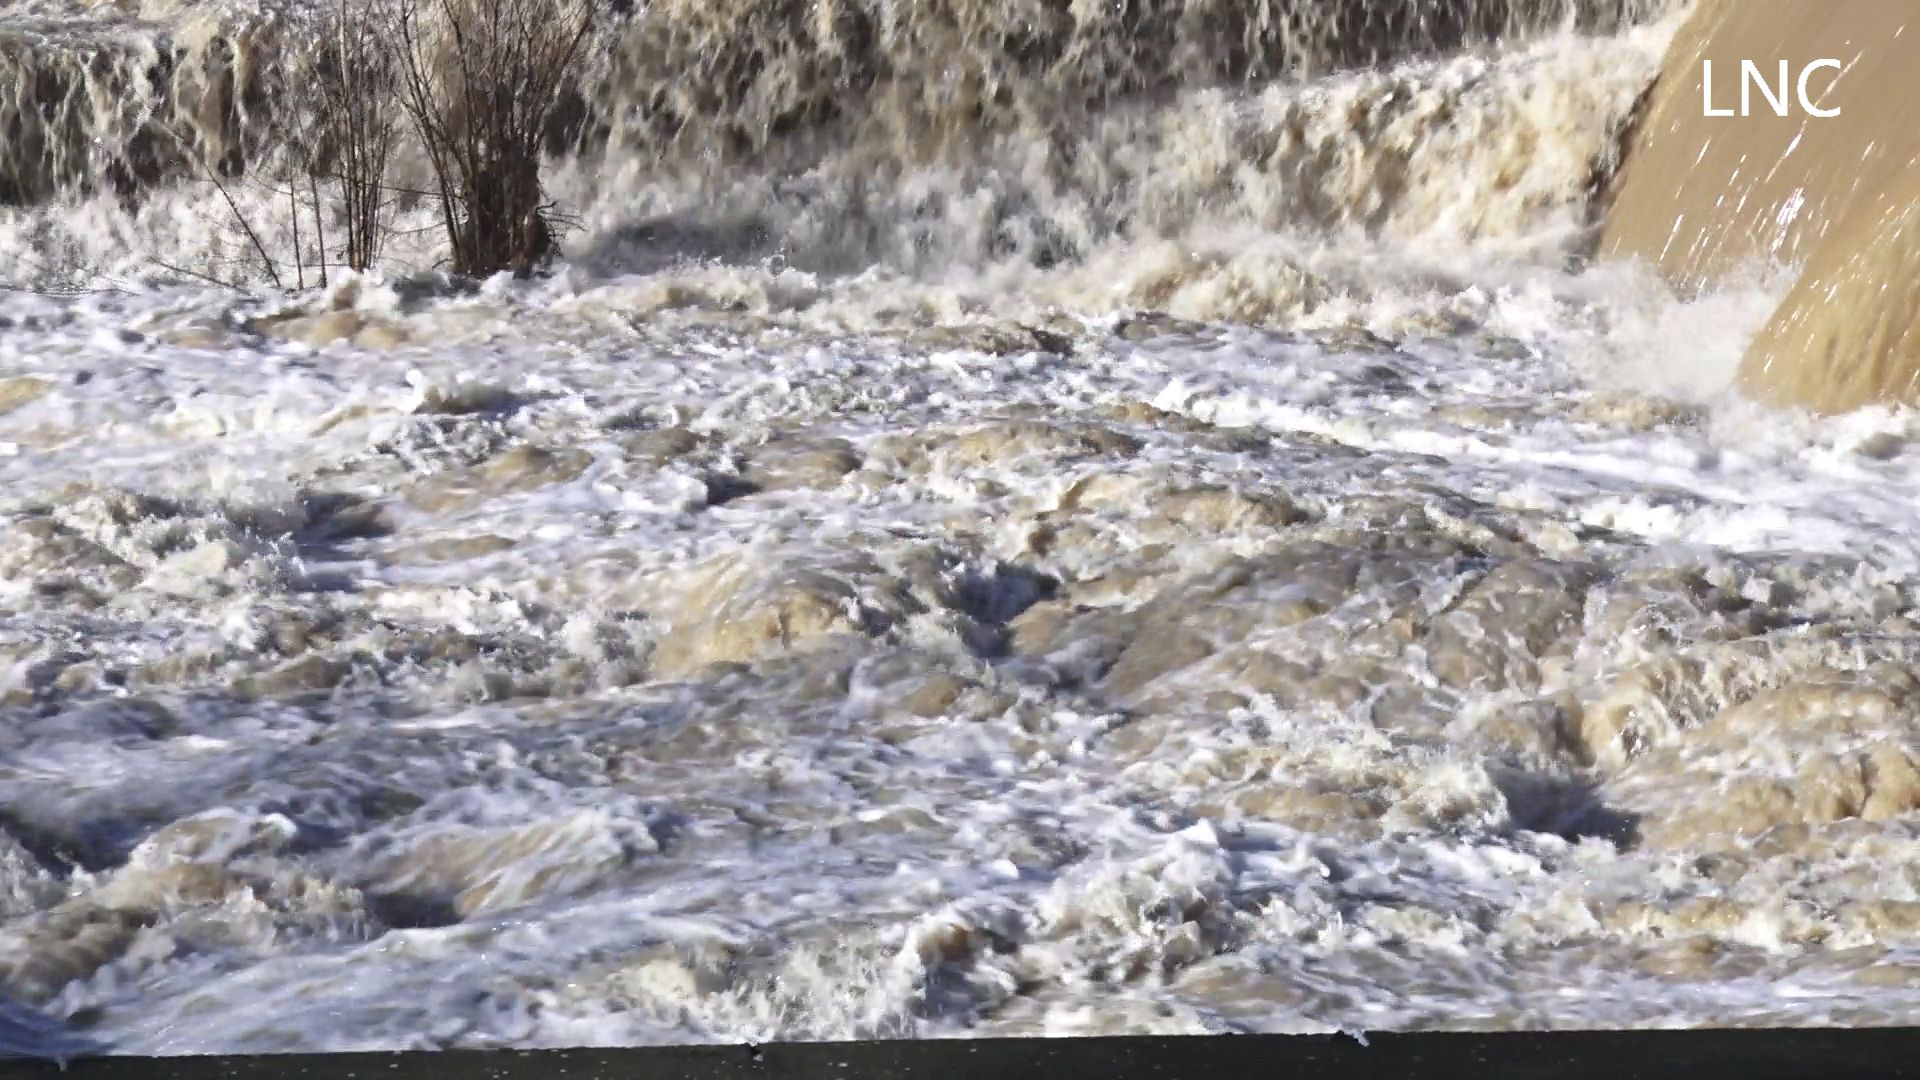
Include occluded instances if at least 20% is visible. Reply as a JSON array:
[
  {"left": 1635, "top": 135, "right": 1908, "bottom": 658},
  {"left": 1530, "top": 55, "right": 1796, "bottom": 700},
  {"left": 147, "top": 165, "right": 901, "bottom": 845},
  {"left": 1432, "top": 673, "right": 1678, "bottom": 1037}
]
[
  {"left": 202, "top": 168, "right": 283, "bottom": 289},
  {"left": 290, "top": 181, "right": 305, "bottom": 289},
  {"left": 150, "top": 258, "right": 246, "bottom": 291},
  {"left": 311, "top": 172, "right": 329, "bottom": 287}
]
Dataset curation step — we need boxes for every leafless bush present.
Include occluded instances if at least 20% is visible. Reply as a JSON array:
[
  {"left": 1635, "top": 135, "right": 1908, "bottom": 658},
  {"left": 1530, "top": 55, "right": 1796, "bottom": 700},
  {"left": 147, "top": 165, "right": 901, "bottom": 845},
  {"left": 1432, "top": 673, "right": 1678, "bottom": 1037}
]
[
  {"left": 391, "top": 0, "right": 596, "bottom": 278},
  {"left": 312, "top": 0, "right": 402, "bottom": 276},
  {"left": 165, "top": 0, "right": 590, "bottom": 289}
]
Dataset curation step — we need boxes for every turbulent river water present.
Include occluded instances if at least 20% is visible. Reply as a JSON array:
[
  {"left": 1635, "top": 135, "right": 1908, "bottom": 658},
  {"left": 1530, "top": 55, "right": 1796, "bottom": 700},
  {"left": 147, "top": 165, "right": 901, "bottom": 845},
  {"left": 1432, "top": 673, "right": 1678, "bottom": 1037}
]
[{"left": 2, "top": 0, "right": 1920, "bottom": 1058}]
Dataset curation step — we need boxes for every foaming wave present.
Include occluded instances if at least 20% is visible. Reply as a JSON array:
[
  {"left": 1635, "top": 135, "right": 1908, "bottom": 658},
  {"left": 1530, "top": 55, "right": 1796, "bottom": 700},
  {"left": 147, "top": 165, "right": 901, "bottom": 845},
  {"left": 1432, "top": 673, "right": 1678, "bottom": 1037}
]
[{"left": 2, "top": 12, "right": 1679, "bottom": 312}]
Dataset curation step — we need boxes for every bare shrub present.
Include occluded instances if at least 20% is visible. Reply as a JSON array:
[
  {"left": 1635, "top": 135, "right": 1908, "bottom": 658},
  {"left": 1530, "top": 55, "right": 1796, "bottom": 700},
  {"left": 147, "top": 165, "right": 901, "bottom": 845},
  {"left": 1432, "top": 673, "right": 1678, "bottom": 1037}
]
[
  {"left": 311, "top": 0, "right": 402, "bottom": 275},
  {"left": 178, "top": 0, "right": 591, "bottom": 288},
  {"left": 391, "top": 0, "right": 596, "bottom": 278}
]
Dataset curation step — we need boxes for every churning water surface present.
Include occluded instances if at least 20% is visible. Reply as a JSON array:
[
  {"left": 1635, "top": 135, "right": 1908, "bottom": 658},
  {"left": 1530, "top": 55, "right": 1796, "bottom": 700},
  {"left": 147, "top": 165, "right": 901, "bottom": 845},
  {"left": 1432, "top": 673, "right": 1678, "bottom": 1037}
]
[{"left": 2, "top": 0, "right": 1920, "bottom": 1057}]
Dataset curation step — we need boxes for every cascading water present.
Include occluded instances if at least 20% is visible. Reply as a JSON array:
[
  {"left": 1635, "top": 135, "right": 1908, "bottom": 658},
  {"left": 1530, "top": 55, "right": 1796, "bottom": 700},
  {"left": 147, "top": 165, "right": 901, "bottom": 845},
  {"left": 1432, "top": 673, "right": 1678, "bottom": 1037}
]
[{"left": 4, "top": 0, "right": 1675, "bottom": 286}]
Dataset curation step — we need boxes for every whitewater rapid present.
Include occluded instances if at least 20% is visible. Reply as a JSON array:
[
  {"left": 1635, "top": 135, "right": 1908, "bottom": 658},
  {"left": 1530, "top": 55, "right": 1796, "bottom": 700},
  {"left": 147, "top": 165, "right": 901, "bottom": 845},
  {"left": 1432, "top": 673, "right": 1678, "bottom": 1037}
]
[
  {"left": 3, "top": 0, "right": 1920, "bottom": 1059},
  {"left": 3, "top": 236, "right": 1920, "bottom": 1052}
]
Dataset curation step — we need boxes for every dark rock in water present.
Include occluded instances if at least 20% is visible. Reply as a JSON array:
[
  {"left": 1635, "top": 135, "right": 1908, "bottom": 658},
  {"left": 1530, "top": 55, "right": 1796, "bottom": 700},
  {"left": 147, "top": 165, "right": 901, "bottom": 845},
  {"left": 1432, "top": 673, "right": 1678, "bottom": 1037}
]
[
  {"left": 1116, "top": 313, "right": 1209, "bottom": 343},
  {"left": 744, "top": 435, "right": 863, "bottom": 493}
]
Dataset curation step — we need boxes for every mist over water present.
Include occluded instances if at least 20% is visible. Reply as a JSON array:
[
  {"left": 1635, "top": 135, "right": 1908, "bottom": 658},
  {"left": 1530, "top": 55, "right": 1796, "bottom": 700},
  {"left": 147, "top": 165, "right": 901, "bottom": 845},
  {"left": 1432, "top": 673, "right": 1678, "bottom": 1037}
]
[{"left": 4, "top": 0, "right": 1920, "bottom": 1059}]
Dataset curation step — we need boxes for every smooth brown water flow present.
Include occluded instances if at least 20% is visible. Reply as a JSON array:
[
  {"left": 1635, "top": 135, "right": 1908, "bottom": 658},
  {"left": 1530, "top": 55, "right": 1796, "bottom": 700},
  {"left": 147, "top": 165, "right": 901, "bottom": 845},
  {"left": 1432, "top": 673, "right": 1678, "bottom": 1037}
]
[{"left": 1601, "top": 0, "right": 1920, "bottom": 412}]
